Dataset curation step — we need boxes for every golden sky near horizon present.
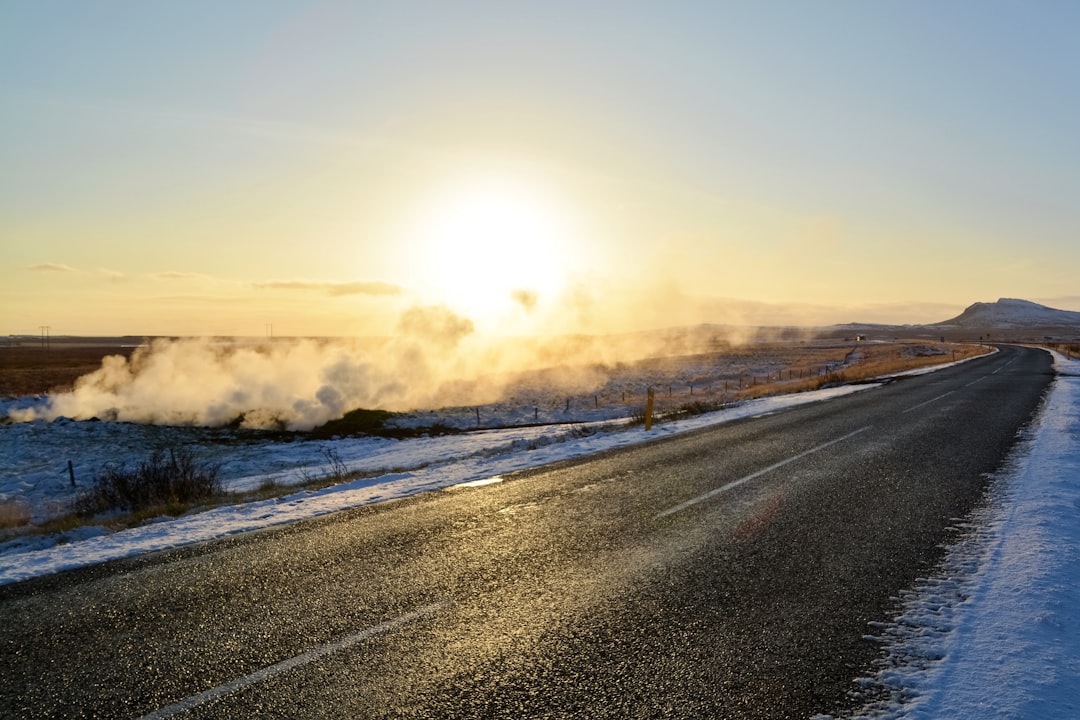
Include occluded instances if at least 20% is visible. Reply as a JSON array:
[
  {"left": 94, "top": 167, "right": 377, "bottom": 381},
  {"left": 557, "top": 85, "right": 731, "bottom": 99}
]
[{"left": 3, "top": 2, "right": 1079, "bottom": 338}]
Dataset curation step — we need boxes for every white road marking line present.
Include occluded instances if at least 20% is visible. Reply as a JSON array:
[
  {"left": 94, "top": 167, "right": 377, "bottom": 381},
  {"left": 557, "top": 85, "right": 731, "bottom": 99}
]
[
  {"left": 654, "top": 426, "right": 872, "bottom": 519},
  {"left": 135, "top": 601, "right": 448, "bottom": 720},
  {"left": 964, "top": 376, "right": 988, "bottom": 388},
  {"left": 901, "top": 391, "right": 955, "bottom": 414}
]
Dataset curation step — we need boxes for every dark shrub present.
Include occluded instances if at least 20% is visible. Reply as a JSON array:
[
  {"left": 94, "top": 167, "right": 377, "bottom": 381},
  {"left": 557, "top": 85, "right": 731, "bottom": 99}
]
[
  {"left": 309, "top": 408, "right": 391, "bottom": 438},
  {"left": 76, "top": 448, "right": 222, "bottom": 516}
]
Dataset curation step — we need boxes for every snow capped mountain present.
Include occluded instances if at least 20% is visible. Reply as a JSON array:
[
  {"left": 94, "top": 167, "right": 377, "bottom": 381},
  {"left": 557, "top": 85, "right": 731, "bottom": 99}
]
[{"left": 934, "top": 298, "right": 1080, "bottom": 328}]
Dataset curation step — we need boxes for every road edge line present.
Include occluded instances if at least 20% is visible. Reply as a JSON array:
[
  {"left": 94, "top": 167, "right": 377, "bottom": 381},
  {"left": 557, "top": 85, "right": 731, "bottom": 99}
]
[{"left": 654, "top": 426, "right": 872, "bottom": 519}]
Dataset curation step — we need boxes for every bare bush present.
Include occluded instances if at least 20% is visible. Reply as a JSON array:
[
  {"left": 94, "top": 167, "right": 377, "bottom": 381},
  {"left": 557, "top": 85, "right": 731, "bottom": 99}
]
[
  {"left": 322, "top": 446, "right": 349, "bottom": 481},
  {"left": 75, "top": 448, "right": 222, "bottom": 516}
]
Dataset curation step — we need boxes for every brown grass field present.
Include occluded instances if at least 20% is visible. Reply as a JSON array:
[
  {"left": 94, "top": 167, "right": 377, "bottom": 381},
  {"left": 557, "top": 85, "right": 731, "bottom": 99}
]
[
  {"left": 735, "top": 342, "right": 984, "bottom": 399},
  {"left": 566, "top": 340, "right": 990, "bottom": 417},
  {"left": 0, "top": 345, "right": 139, "bottom": 396}
]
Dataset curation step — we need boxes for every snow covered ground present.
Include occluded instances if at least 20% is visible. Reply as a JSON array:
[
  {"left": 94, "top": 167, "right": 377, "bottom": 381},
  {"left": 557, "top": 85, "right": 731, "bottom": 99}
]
[{"left": 1, "top": 349, "right": 1077, "bottom": 717}]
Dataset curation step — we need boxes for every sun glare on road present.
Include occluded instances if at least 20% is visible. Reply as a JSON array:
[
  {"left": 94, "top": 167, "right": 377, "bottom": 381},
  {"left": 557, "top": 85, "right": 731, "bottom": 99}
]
[{"left": 410, "top": 178, "right": 580, "bottom": 328}]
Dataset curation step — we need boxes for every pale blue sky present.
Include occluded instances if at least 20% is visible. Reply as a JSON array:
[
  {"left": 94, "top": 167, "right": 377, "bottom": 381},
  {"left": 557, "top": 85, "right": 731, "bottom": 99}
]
[{"left": 2, "top": 1, "right": 1078, "bottom": 335}]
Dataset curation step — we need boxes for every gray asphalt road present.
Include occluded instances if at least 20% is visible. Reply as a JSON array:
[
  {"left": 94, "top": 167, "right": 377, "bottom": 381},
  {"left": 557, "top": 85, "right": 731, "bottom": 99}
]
[{"left": 0, "top": 345, "right": 1054, "bottom": 719}]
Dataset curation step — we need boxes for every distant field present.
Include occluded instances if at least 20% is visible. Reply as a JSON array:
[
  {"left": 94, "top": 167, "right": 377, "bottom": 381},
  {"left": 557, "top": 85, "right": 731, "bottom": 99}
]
[
  {"left": 0, "top": 345, "right": 138, "bottom": 396},
  {"left": 495, "top": 339, "right": 989, "bottom": 420}
]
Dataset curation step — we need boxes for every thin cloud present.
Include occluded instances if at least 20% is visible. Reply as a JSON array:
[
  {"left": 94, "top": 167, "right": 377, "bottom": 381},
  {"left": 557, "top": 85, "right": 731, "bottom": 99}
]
[
  {"left": 154, "top": 271, "right": 207, "bottom": 280},
  {"left": 27, "top": 263, "right": 76, "bottom": 273},
  {"left": 254, "top": 280, "right": 402, "bottom": 297}
]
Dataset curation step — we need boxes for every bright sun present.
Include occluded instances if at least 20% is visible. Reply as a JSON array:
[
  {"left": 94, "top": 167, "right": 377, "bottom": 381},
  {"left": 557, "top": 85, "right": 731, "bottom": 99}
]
[{"left": 410, "top": 178, "right": 578, "bottom": 328}]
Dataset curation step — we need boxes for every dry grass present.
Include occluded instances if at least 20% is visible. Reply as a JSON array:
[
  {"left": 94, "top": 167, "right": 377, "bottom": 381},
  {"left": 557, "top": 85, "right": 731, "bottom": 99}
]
[
  {"left": 612, "top": 341, "right": 986, "bottom": 412},
  {"left": 16, "top": 512, "right": 87, "bottom": 538},
  {"left": 6, "top": 504, "right": 194, "bottom": 538},
  {"left": 0, "top": 498, "right": 31, "bottom": 529},
  {"left": 1046, "top": 342, "right": 1080, "bottom": 359},
  {"left": 733, "top": 342, "right": 986, "bottom": 401}
]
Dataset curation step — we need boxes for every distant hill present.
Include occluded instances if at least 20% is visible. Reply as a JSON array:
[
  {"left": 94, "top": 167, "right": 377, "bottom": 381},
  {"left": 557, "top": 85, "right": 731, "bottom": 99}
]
[
  {"left": 933, "top": 298, "right": 1080, "bottom": 328},
  {"left": 825, "top": 298, "right": 1080, "bottom": 342}
]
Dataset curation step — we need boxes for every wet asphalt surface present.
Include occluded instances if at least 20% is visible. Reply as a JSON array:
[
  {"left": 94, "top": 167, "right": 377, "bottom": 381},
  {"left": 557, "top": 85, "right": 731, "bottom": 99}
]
[{"left": 0, "top": 345, "right": 1054, "bottom": 719}]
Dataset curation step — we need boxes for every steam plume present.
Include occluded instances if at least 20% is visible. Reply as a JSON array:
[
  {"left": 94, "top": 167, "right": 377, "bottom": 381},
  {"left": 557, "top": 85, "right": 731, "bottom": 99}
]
[{"left": 7, "top": 303, "right": 753, "bottom": 431}]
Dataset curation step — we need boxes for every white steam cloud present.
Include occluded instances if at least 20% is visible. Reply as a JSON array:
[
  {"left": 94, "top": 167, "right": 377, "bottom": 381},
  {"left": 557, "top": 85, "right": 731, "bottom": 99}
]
[
  {"left": 7, "top": 303, "right": 756, "bottom": 431},
  {"left": 9, "top": 305, "right": 478, "bottom": 430}
]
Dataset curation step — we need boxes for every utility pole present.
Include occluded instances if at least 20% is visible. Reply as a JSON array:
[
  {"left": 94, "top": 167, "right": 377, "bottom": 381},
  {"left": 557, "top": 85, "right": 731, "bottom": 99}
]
[{"left": 39, "top": 325, "right": 50, "bottom": 350}]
